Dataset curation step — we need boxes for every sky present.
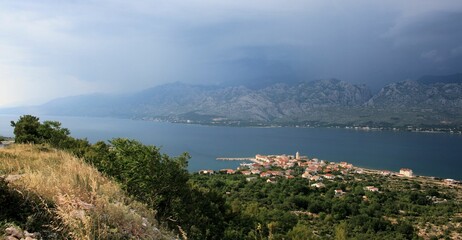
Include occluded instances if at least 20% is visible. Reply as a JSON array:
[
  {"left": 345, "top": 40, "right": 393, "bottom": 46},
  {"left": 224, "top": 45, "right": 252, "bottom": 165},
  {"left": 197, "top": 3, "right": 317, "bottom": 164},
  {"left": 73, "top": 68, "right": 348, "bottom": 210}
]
[{"left": 1, "top": 0, "right": 462, "bottom": 107}]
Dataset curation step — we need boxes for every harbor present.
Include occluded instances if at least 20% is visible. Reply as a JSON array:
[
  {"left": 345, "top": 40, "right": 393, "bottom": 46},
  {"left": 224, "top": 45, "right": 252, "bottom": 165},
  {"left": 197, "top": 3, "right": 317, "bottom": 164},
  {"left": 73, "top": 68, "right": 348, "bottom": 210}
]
[{"left": 216, "top": 157, "right": 255, "bottom": 161}]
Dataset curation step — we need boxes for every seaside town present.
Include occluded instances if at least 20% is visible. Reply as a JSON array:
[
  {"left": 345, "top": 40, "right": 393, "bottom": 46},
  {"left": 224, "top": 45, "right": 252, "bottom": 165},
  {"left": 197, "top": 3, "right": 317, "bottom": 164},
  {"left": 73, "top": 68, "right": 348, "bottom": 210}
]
[{"left": 199, "top": 152, "right": 460, "bottom": 189}]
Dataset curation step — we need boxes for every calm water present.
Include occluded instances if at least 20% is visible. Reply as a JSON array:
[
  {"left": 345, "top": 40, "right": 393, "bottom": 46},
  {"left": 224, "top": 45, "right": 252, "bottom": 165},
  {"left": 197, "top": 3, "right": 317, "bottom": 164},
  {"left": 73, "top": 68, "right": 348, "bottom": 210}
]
[{"left": 1, "top": 114, "right": 461, "bottom": 180}]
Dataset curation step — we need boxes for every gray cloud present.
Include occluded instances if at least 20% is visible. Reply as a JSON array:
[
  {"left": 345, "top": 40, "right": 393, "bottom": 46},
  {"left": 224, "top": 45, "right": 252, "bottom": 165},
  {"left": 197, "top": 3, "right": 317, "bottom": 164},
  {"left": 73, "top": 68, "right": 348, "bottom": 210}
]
[{"left": 1, "top": 1, "right": 462, "bottom": 106}]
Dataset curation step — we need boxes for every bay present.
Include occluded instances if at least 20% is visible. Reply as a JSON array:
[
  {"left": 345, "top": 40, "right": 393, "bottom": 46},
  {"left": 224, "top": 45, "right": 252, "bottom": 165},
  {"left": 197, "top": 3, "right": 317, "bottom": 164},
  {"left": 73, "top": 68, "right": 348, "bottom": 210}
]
[{"left": 1, "top": 114, "right": 461, "bottom": 180}]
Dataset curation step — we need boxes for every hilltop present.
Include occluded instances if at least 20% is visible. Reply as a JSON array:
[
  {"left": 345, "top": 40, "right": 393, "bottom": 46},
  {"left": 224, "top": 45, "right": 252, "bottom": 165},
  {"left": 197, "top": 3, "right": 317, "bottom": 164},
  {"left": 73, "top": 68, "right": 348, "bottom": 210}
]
[
  {"left": 2, "top": 115, "right": 229, "bottom": 239},
  {"left": 0, "top": 144, "right": 171, "bottom": 239}
]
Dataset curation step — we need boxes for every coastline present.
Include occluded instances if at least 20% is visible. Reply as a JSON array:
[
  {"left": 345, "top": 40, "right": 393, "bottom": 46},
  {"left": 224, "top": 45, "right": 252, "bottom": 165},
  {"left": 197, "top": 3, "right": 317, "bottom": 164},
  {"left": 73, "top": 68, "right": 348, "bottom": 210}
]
[
  {"left": 214, "top": 156, "right": 462, "bottom": 182},
  {"left": 138, "top": 117, "right": 462, "bottom": 135}
]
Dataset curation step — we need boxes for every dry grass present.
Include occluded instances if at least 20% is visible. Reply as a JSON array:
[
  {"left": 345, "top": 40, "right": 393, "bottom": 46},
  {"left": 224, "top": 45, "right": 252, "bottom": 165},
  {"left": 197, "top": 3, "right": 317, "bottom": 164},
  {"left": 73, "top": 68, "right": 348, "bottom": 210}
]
[{"left": 0, "top": 144, "right": 170, "bottom": 239}]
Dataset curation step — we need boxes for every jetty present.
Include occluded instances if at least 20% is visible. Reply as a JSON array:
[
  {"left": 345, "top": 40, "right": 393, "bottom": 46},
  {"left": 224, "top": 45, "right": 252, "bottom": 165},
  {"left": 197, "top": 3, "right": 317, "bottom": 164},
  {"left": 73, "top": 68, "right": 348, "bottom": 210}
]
[{"left": 216, "top": 157, "right": 255, "bottom": 161}]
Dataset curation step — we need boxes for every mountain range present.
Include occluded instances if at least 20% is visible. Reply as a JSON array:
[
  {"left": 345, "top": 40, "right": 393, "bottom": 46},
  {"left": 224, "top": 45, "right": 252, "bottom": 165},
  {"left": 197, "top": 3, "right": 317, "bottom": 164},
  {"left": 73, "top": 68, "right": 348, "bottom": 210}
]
[{"left": 3, "top": 73, "right": 462, "bottom": 128}]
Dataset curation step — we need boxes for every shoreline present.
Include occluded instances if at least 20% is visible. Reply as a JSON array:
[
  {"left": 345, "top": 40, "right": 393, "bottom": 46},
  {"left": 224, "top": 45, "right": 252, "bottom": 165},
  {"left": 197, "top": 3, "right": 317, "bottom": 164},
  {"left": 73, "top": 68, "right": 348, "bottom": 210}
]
[
  {"left": 141, "top": 118, "right": 462, "bottom": 135},
  {"left": 2, "top": 113, "right": 461, "bottom": 134},
  {"left": 214, "top": 156, "right": 462, "bottom": 182}
]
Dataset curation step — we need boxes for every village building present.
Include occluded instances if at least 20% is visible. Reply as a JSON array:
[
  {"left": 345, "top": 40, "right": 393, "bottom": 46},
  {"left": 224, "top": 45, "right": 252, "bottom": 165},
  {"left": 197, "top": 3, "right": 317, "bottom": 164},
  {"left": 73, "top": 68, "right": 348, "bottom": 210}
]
[
  {"left": 306, "top": 165, "right": 320, "bottom": 173},
  {"left": 220, "top": 169, "right": 235, "bottom": 174},
  {"left": 311, "top": 183, "right": 325, "bottom": 188},
  {"left": 380, "top": 170, "right": 392, "bottom": 176},
  {"left": 255, "top": 154, "right": 271, "bottom": 163},
  {"left": 267, "top": 178, "right": 277, "bottom": 183},
  {"left": 323, "top": 174, "right": 335, "bottom": 180},
  {"left": 310, "top": 175, "right": 322, "bottom": 181},
  {"left": 251, "top": 163, "right": 262, "bottom": 169},
  {"left": 301, "top": 172, "right": 312, "bottom": 179},
  {"left": 268, "top": 171, "right": 283, "bottom": 176},
  {"left": 364, "top": 186, "right": 379, "bottom": 192},
  {"left": 399, "top": 168, "right": 413, "bottom": 177},
  {"left": 199, "top": 170, "right": 215, "bottom": 175},
  {"left": 334, "top": 189, "right": 346, "bottom": 196},
  {"left": 443, "top": 179, "right": 459, "bottom": 185},
  {"left": 246, "top": 177, "right": 257, "bottom": 182}
]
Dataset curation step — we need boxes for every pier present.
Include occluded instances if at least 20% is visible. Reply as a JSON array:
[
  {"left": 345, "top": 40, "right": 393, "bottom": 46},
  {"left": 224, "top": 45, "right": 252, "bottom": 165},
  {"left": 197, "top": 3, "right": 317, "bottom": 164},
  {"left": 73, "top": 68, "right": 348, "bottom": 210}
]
[{"left": 216, "top": 157, "right": 255, "bottom": 161}]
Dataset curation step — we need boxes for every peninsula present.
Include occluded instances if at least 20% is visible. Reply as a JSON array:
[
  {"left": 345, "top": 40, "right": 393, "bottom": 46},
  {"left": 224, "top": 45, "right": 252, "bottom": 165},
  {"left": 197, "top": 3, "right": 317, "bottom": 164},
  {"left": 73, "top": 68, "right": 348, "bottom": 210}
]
[{"left": 205, "top": 152, "right": 461, "bottom": 185}]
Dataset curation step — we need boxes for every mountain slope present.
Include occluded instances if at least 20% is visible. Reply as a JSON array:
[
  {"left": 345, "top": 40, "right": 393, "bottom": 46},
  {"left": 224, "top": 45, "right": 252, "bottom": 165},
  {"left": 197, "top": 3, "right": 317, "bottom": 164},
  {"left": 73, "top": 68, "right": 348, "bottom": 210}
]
[
  {"left": 126, "top": 79, "right": 372, "bottom": 122},
  {"left": 367, "top": 80, "right": 462, "bottom": 110},
  {"left": 2, "top": 74, "right": 462, "bottom": 127}
]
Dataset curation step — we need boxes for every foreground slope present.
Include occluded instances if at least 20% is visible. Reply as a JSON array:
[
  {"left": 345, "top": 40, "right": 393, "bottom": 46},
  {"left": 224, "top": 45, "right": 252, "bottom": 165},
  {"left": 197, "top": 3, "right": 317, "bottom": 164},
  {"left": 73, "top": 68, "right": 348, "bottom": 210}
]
[{"left": 0, "top": 144, "right": 171, "bottom": 240}]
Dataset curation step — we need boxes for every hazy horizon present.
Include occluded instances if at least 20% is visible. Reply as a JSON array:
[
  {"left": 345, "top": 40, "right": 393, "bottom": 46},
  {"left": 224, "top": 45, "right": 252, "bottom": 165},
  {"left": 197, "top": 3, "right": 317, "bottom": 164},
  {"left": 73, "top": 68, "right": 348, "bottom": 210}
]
[{"left": 1, "top": 1, "right": 462, "bottom": 107}]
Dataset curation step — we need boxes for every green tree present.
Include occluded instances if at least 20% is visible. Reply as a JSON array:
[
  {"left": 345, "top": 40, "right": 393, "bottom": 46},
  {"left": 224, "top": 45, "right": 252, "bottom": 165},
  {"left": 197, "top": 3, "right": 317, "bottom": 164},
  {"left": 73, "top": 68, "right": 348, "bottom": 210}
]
[
  {"left": 11, "top": 115, "right": 41, "bottom": 143},
  {"left": 38, "top": 121, "right": 71, "bottom": 147},
  {"left": 396, "top": 221, "right": 415, "bottom": 239},
  {"left": 288, "top": 223, "right": 315, "bottom": 240},
  {"left": 105, "top": 138, "right": 190, "bottom": 210},
  {"left": 84, "top": 141, "right": 113, "bottom": 171},
  {"left": 11, "top": 115, "right": 91, "bottom": 156},
  {"left": 334, "top": 221, "right": 348, "bottom": 240}
]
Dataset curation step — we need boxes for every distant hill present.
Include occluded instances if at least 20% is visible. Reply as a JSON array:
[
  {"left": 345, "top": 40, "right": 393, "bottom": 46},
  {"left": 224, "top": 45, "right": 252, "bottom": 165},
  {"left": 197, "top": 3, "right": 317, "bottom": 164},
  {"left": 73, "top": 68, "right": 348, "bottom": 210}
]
[{"left": 3, "top": 74, "right": 462, "bottom": 128}]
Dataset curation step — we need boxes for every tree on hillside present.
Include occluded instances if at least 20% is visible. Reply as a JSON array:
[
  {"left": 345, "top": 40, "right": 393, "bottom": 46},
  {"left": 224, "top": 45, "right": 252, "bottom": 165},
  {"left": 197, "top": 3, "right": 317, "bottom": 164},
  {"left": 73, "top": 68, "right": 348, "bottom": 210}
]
[
  {"left": 38, "top": 121, "right": 70, "bottom": 145},
  {"left": 10, "top": 115, "right": 90, "bottom": 156},
  {"left": 334, "top": 221, "right": 348, "bottom": 240},
  {"left": 287, "top": 223, "right": 315, "bottom": 240},
  {"left": 106, "top": 138, "right": 190, "bottom": 217},
  {"left": 10, "top": 115, "right": 41, "bottom": 143},
  {"left": 88, "top": 138, "right": 227, "bottom": 239}
]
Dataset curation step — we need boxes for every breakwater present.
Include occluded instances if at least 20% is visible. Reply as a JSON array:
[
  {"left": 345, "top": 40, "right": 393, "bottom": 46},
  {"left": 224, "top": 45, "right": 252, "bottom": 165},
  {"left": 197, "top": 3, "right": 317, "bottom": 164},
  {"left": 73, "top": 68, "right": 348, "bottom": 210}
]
[{"left": 216, "top": 157, "right": 255, "bottom": 161}]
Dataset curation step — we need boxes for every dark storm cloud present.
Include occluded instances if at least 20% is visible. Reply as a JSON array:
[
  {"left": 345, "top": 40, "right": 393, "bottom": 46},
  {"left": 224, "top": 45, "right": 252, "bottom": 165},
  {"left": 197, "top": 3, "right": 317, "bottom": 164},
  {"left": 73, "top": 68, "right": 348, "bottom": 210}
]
[
  {"left": 1, "top": 1, "right": 462, "bottom": 106},
  {"left": 384, "top": 10, "right": 462, "bottom": 77}
]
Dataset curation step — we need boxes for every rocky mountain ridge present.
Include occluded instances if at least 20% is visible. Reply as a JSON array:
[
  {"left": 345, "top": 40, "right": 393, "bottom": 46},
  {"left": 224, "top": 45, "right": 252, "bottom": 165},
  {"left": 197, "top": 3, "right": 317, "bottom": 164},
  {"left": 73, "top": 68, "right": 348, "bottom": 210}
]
[
  {"left": 3, "top": 74, "right": 462, "bottom": 128},
  {"left": 118, "top": 78, "right": 373, "bottom": 122}
]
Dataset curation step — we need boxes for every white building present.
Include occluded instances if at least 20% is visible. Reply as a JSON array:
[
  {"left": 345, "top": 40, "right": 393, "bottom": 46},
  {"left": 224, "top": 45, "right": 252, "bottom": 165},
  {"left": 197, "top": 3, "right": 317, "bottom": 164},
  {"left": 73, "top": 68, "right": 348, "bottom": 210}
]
[{"left": 399, "top": 168, "right": 413, "bottom": 177}]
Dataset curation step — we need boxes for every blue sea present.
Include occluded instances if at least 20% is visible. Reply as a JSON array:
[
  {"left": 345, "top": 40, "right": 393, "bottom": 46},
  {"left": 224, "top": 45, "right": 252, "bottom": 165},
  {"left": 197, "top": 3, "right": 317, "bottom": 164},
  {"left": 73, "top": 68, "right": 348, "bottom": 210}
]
[{"left": 1, "top": 114, "right": 461, "bottom": 180}]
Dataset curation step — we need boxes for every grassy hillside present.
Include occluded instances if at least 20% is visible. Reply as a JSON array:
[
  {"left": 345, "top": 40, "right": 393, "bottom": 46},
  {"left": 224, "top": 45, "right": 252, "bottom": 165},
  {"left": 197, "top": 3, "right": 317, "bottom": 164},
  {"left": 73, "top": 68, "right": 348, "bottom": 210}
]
[{"left": 0, "top": 144, "right": 172, "bottom": 239}]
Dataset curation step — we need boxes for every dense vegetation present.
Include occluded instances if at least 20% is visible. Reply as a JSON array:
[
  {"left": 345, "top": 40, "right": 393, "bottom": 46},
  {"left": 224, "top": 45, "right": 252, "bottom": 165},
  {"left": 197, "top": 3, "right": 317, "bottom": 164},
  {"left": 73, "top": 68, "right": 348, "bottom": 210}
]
[
  {"left": 189, "top": 173, "right": 461, "bottom": 239},
  {"left": 8, "top": 115, "right": 226, "bottom": 239},
  {"left": 4, "top": 115, "right": 462, "bottom": 239}
]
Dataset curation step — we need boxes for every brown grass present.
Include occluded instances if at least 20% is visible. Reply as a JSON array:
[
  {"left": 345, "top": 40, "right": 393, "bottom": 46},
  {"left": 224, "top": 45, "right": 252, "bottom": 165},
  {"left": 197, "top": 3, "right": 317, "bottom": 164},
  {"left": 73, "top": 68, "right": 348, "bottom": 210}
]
[{"left": 0, "top": 144, "right": 170, "bottom": 239}]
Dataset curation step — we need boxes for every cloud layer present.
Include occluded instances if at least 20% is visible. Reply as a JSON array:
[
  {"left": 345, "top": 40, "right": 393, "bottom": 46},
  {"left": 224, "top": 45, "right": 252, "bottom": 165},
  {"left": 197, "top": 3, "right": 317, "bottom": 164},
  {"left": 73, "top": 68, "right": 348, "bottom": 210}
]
[{"left": 1, "top": 0, "right": 462, "bottom": 106}]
